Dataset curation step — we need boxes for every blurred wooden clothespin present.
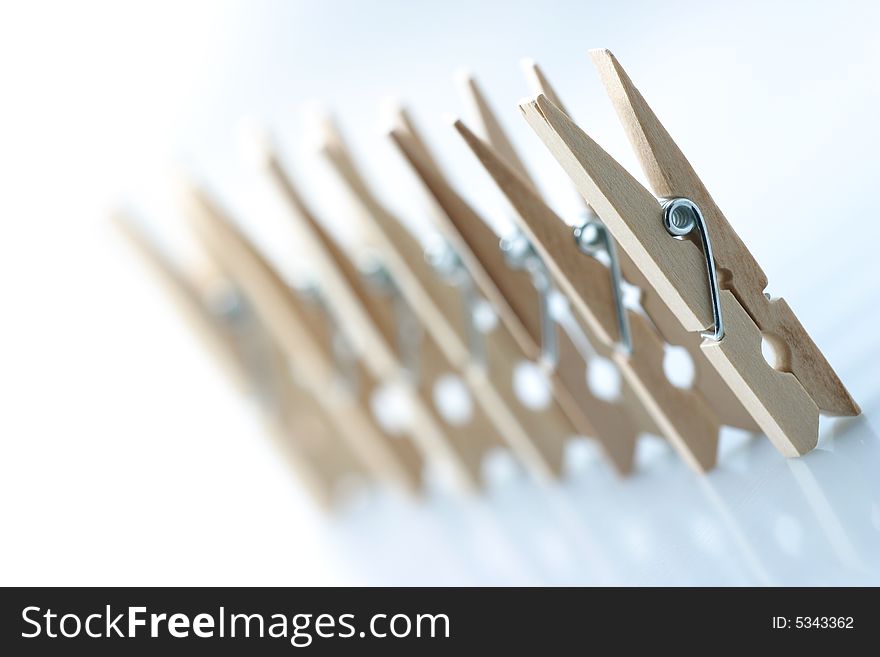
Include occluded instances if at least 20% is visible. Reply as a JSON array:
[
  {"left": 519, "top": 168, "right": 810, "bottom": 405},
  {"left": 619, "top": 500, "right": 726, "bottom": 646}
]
[
  {"left": 113, "top": 211, "right": 370, "bottom": 508},
  {"left": 244, "top": 137, "right": 512, "bottom": 494},
  {"left": 177, "top": 184, "right": 425, "bottom": 496}
]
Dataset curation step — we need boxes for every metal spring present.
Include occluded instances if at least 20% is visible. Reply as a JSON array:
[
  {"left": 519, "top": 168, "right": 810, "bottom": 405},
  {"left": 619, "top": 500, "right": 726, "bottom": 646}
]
[{"left": 572, "top": 211, "right": 633, "bottom": 355}]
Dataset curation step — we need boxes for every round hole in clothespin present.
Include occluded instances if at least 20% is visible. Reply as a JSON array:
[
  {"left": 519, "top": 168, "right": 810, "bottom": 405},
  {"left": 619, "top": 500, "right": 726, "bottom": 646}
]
[
  {"left": 369, "top": 382, "right": 411, "bottom": 436},
  {"left": 760, "top": 331, "right": 791, "bottom": 372},
  {"left": 662, "top": 345, "right": 696, "bottom": 389},
  {"left": 471, "top": 299, "right": 499, "bottom": 334},
  {"left": 513, "top": 360, "right": 552, "bottom": 410},
  {"left": 585, "top": 356, "right": 621, "bottom": 402},
  {"left": 547, "top": 289, "right": 571, "bottom": 322},
  {"left": 481, "top": 447, "right": 521, "bottom": 488},
  {"left": 432, "top": 374, "right": 474, "bottom": 426}
]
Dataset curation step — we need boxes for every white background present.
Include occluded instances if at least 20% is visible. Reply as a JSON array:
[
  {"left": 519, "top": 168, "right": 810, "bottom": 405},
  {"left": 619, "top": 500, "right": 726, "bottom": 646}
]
[{"left": 1, "top": 0, "right": 879, "bottom": 585}]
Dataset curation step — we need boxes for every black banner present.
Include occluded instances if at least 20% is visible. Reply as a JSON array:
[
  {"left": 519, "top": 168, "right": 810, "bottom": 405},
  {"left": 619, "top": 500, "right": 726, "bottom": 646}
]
[{"left": 1, "top": 587, "right": 873, "bottom": 653}]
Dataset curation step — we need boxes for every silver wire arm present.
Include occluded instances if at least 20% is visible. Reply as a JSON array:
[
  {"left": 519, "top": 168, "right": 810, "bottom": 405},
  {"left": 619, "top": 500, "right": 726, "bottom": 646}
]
[
  {"left": 572, "top": 211, "right": 633, "bottom": 355},
  {"left": 661, "top": 197, "right": 724, "bottom": 342}
]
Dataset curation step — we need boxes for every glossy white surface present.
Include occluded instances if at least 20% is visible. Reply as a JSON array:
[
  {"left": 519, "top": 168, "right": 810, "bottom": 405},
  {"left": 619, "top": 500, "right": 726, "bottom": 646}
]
[{"left": 1, "top": 0, "right": 878, "bottom": 585}]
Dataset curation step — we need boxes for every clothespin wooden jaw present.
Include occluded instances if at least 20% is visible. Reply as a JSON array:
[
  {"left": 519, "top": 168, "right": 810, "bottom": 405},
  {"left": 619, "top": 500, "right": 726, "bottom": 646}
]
[{"left": 519, "top": 50, "right": 858, "bottom": 458}]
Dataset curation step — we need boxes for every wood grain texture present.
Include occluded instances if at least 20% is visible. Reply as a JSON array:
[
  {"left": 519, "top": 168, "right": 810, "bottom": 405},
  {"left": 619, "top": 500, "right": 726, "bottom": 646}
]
[
  {"left": 591, "top": 48, "right": 858, "bottom": 418},
  {"left": 180, "top": 184, "right": 426, "bottom": 494},
  {"left": 458, "top": 73, "right": 539, "bottom": 192},
  {"left": 521, "top": 59, "right": 572, "bottom": 119},
  {"left": 521, "top": 94, "right": 820, "bottom": 456},
  {"left": 521, "top": 60, "right": 760, "bottom": 433}
]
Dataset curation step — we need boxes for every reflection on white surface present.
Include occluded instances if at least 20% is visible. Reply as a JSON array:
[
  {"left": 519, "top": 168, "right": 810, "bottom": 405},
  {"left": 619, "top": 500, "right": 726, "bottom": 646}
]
[{"left": 332, "top": 410, "right": 880, "bottom": 585}]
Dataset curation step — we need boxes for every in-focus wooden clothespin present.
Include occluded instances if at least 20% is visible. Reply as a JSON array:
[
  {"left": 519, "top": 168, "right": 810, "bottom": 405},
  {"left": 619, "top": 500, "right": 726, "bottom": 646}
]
[
  {"left": 177, "top": 183, "right": 425, "bottom": 495},
  {"left": 520, "top": 59, "right": 765, "bottom": 432},
  {"left": 113, "top": 211, "right": 369, "bottom": 508},
  {"left": 520, "top": 50, "right": 859, "bottom": 458},
  {"left": 246, "top": 140, "right": 503, "bottom": 494},
  {"left": 452, "top": 69, "right": 764, "bottom": 472},
  {"left": 386, "top": 99, "right": 656, "bottom": 474},
  {"left": 310, "top": 114, "right": 583, "bottom": 480}
]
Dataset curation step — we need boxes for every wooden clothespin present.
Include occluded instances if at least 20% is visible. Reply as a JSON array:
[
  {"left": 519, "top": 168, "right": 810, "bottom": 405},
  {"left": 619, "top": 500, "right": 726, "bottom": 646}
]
[
  {"left": 113, "top": 211, "right": 369, "bottom": 508},
  {"left": 520, "top": 58, "right": 766, "bottom": 432},
  {"left": 452, "top": 69, "right": 763, "bottom": 472},
  {"left": 313, "top": 114, "right": 582, "bottom": 480},
  {"left": 178, "top": 182, "right": 425, "bottom": 495},
  {"left": 251, "top": 136, "right": 510, "bottom": 494},
  {"left": 520, "top": 50, "right": 859, "bottom": 458}
]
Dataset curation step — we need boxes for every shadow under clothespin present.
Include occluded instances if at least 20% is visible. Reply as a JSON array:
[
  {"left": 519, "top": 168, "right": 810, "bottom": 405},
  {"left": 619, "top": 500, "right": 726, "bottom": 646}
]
[
  {"left": 112, "top": 211, "right": 371, "bottom": 509},
  {"left": 518, "top": 50, "right": 859, "bottom": 462}
]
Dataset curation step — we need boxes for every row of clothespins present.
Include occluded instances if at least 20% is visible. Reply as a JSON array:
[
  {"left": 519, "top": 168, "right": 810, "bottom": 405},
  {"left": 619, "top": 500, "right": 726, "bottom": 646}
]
[{"left": 116, "top": 50, "right": 859, "bottom": 508}]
